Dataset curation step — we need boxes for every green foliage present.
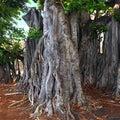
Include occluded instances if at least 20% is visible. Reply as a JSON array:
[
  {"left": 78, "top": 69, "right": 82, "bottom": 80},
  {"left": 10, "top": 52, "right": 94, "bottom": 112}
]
[
  {"left": 0, "top": 29, "right": 25, "bottom": 64},
  {"left": 64, "top": 0, "right": 82, "bottom": 13},
  {"left": 64, "top": 0, "right": 107, "bottom": 14},
  {"left": 0, "top": 0, "right": 28, "bottom": 19},
  {"left": 0, "top": 0, "right": 28, "bottom": 41},
  {"left": 90, "top": 23, "right": 108, "bottom": 39},
  {"left": 0, "top": 50, "right": 3, "bottom": 57},
  {"left": 0, "top": 0, "right": 28, "bottom": 64},
  {"left": 9, "top": 27, "right": 26, "bottom": 41},
  {"left": 37, "top": 0, "right": 43, "bottom": 9},
  {"left": 113, "top": 10, "right": 120, "bottom": 22},
  {"left": 28, "top": 27, "right": 42, "bottom": 40},
  {"left": 90, "top": 23, "right": 108, "bottom": 33}
]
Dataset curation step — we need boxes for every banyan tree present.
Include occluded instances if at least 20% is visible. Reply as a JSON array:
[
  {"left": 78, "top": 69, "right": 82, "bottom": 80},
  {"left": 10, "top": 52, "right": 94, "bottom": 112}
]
[{"left": 18, "top": 0, "right": 120, "bottom": 119}]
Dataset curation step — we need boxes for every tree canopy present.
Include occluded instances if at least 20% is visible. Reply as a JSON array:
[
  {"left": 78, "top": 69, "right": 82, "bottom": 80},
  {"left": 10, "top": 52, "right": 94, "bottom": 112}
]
[
  {"left": 0, "top": 0, "right": 28, "bottom": 64},
  {"left": 0, "top": 0, "right": 29, "bottom": 83}
]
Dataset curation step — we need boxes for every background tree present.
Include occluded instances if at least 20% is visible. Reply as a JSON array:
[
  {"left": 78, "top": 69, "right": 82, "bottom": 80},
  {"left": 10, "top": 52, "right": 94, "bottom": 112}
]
[{"left": 0, "top": 0, "right": 28, "bottom": 83}]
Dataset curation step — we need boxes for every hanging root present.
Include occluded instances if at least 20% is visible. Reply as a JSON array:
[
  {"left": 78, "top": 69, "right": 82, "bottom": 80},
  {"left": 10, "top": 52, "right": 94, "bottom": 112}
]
[{"left": 45, "top": 99, "right": 53, "bottom": 116}]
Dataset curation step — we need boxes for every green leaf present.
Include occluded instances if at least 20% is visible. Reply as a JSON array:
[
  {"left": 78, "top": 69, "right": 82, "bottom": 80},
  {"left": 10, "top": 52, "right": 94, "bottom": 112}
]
[
  {"left": 89, "top": 8, "right": 94, "bottom": 13},
  {"left": 0, "top": 50, "right": 3, "bottom": 56}
]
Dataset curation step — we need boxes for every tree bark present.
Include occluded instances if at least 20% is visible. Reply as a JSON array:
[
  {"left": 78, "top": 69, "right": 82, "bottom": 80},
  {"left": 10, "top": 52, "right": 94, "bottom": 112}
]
[
  {"left": 19, "top": 1, "right": 120, "bottom": 119},
  {"left": 80, "top": 16, "right": 120, "bottom": 96},
  {"left": 20, "top": 1, "right": 85, "bottom": 119}
]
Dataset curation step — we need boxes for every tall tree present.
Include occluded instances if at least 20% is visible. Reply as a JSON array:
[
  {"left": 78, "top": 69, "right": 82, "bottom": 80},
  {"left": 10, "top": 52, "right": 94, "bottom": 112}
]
[{"left": 20, "top": 0, "right": 120, "bottom": 119}]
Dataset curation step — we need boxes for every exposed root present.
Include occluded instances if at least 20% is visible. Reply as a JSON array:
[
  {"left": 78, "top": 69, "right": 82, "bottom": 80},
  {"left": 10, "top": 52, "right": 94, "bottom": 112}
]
[
  {"left": 65, "top": 100, "right": 75, "bottom": 120},
  {"left": 8, "top": 97, "right": 28, "bottom": 108},
  {"left": 30, "top": 102, "right": 46, "bottom": 119},
  {"left": 28, "top": 78, "right": 34, "bottom": 105},
  {"left": 35, "top": 117, "right": 40, "bottom": 120},
  {"left": 20, "top": 104, "right": 37, "bottom": 115},
  {"left": 88, "top": 111, "right": 103, "bottom": 120},
  {"left": 116, "top": 90, "right": 120, "bottom": 100},
  {"left": 72, "top": 111, "right": 87, "bottom": 120},
  {"left": 45, "top": 99, "right": 53, "bottom": 116},
  {"left": 5, "top": 92, "right": 23, "bottom": 96},
  {"left": 53, "top": 95, "right": 65, "bottom": 115},
  {"left": 20, "top": 2, "right": 91, "bottom": 120},
  {"left": 66, "top": 110, "right": 75, "bottom": 120}
]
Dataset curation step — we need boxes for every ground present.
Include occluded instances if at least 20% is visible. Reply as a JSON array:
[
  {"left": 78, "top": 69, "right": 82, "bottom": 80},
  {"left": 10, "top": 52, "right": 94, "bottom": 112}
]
[{"left": 0, "top": 83, "right": 120, "bottom": 120}]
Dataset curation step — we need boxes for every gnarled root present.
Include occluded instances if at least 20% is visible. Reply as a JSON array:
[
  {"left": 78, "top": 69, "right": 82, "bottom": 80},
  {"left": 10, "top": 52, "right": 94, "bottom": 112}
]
[
  {"left": 30, "top": 102, "right": 46, "bottom": 118},
  {"left": 66, "top": 102, "right": 75, "bottom": 120},
  {"left": 53, "top": 95, "right": 65, "bottom": 115}
]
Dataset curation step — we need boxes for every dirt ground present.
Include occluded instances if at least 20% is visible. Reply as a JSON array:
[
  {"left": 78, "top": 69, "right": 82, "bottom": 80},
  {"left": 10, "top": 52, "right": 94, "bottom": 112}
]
[{"left": 0, "top": 83, "right": 120, "bottom": 120}]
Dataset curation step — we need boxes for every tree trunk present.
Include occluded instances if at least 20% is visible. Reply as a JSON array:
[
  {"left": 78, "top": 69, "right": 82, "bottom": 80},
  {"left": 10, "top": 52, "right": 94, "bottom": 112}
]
[
  {"left": 0, "top": 63, "right": 18, "bottom": 84},
  {"left": 20, "top": 1, "right": 85, "bottom": 119},
  {"left": 0, "top": 65, "right": 5, "bottom": 83},
  {"left": 19, "top": 1, "right": 120, "bottom": 119},
  {"left": 17, "top": 8, "right": 42, "bottom": 91},
  {"left": 80, "top": 16, "right": 120, "bottom": 96},
  {"left": 116, "top": 22, "right": 120, "bottom": 98}
]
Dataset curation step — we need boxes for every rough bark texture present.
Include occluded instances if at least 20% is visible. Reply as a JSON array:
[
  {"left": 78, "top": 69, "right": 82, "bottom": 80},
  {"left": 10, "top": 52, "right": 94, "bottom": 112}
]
[
  {"left": 18, "top": 8, "right": 42, "bottom": 91},
  {"left": 20, "top": 1, "right": 85, "bottom": 119},
  {"left": 19, "top": 1, "right": 120, "bottom": 119},
  {"left": 80, "top": 17, "right": 120, "bottom": 98},
  {"left": 0, "top": 60, "right": 21, "bottom": 84},
  {"left": 116, "top": 23, "right": 120, "bottom": 98}
]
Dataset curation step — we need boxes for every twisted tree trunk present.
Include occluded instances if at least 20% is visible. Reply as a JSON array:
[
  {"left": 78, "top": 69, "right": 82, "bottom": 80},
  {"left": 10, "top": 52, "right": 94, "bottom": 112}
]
[
  {"left": 19, "top": 1, "right": 120, "bottom": 119},
  {"left": 20, "top": 1, "right": 85, "bottom": 119},
  {"left": 33, "top": 0, "right": 85, "bottom": 118}
]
